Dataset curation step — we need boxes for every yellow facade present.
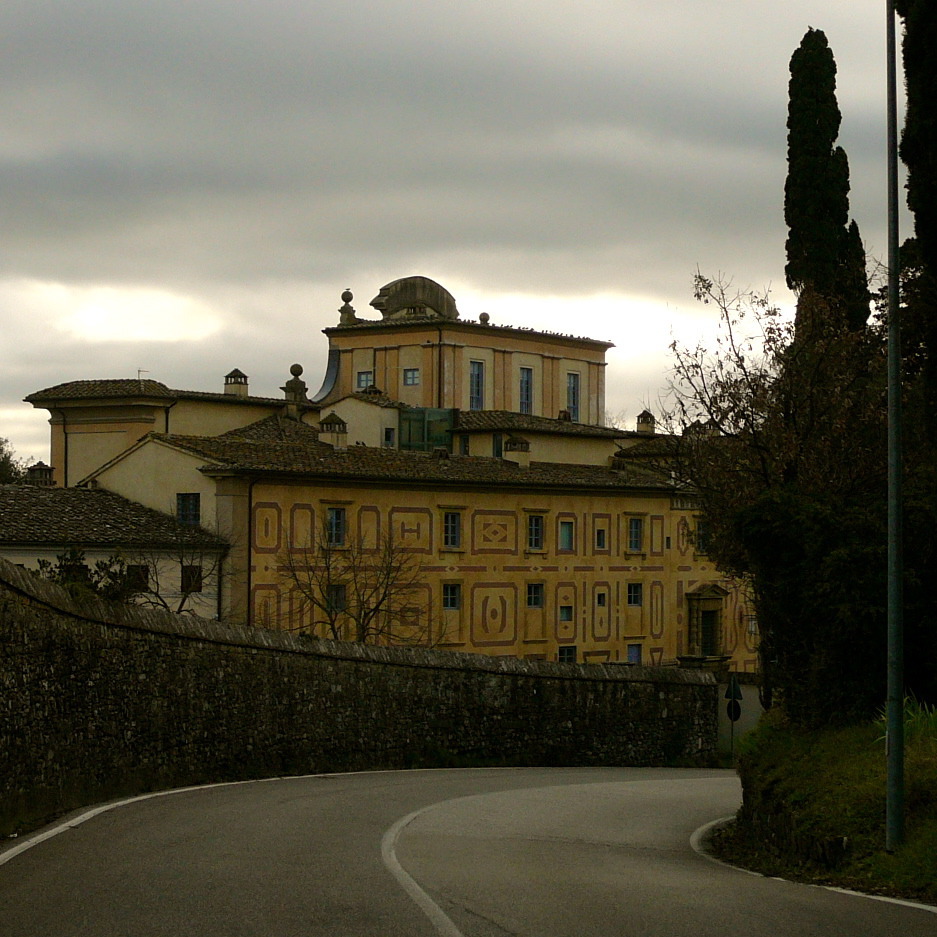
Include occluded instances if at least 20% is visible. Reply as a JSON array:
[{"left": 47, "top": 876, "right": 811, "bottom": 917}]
[
  {"left": 318, "top": 318, "right": 610, "bottom": 425},
  {"left": 243, "top": 477, "right": 757, "bottom": 670}
]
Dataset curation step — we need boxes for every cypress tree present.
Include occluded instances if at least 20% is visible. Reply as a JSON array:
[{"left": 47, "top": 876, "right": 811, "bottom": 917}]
[
  {"left": 895, "top": 0, "right": 937, "bottom": 275},
  {"left": 784, "top": 28, "right": 868, "bottom": 331}
]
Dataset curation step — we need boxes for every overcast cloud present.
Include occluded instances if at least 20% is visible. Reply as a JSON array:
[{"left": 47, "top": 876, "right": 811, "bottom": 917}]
[{"left": 2, "top": 1, "right": 899, "bottom": 461}]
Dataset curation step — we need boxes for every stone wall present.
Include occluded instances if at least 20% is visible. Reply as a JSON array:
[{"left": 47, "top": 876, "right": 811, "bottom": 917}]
[{"left": 0, "top": 557, "right": 718, "bottom": 837}]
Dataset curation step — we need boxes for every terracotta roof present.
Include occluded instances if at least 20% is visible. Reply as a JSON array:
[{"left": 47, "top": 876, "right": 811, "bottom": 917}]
[
  {"left": 0, "top": 486, "right": 228, "bottom": 549},
  {"left": 218, "top": 414, "right": 321, "bottom": 442},
  {"left": 25, "top": 379, "right": 292, "bottom": 407},
  {"left": 344, "top": 390, "right": 415, "bottom": 410},
  {"left": 455, "top": 410, "right": 627, "bottom": 439},
  {"left": 145, "top": 424, "right": 673, "bottom": 491}
]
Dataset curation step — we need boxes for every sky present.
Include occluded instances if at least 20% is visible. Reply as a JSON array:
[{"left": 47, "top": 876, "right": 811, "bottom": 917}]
[{"left": 2, "top": 1, "right": 903, "bottom": 463}]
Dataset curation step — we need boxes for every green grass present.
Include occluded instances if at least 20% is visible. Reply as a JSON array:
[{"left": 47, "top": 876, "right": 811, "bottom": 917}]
[{"left": 710, "top": 702, "right": 937, "bottom": 905}]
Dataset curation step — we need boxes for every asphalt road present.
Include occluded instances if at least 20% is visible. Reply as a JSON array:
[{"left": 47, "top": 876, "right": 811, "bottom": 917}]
[{"left": 1, "top": 768, "right": 934, "bottom": 936}]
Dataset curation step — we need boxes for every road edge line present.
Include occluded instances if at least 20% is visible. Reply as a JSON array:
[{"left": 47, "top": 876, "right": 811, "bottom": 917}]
[
  {"left": 690, "top": 816, "right": 937, "bottom": 915},
  {"left": 381, "top": 807, "right": 464, "bottom": 937}
]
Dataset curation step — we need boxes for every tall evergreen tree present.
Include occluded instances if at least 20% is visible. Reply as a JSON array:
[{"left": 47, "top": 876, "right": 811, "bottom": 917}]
[
  {"left": 784, "top": 28, "right": 869, "bottom": 331},
  {"left": 894, "top": 2, "right": 937, "bottom": 397}
]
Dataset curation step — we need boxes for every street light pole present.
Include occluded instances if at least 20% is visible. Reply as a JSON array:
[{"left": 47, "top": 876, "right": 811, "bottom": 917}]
[{"left": 885, "top": 0, "right": 904, "bottom": 852}]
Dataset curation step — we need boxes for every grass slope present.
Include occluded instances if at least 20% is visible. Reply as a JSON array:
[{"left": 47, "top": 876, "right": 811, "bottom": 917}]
[{"left": 710, "top": 702, "right": 937, "bottom": 904}]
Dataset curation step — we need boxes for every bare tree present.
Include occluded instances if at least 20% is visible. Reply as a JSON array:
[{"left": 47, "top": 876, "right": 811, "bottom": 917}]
[
  {"left": 123, "top": 534, "right": 228, "bottom": 617},
  {"left": 658, "top": 272, "right": 887, "bottom": 724},
  {"left": 279, "top": 522, "right": 432, "bottom": 645}
]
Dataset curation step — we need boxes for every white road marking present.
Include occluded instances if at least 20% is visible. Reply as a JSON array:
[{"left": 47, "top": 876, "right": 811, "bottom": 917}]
[
  {"left": 690, "top": 815, "right": 937, "bottom": 915},
  {"left": 382, "top": 806, "right": 465, "bottom": 937}
]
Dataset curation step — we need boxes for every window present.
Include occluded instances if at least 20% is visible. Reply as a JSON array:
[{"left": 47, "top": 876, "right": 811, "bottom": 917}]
[
  {"left": 558, "top": 520, "right": 574, "bottom": 552},
  {"left": 559, "top": 604, "right": 573, "bottom": 622},
  {"left": 695, "top": 518, "right": 711, "bottom": 554},
  {"left": 442, "top": 583, "right": 461, "bottom": 610},
  {"left": 527, "top": 583, "right": 545, "bottom": 608},
  {"left": 566, "top": 372, "right": 580, "bottom": 422},
  {"left": 443, "top": 511, "right": 461, "bottom": 549},
  {"left": 627, "top": 583, "right": 643, "bottom": 607},
  {"left": 492, "top": 433, "right": 503, "bottom": 458},
  {"left": 403, "top": 368, "right": 420, "bottom": 386},
  {"left": 469, "top": 360, "right": 484, "bottom": 410},
  {"left": 627, "top": 643, "right": 643, "bottom": 665},
  {"left": 326, "top": 583, "right": 347, "bottom": 612},
  {"left": 557, "top": 645, "right": 577, "bottom": 664},
  {"left": 527, "top": 514, "right": 544, "bottom": 550},
  {"left": 356, "top": 370, "right": 374, "bottom": 390},
  {"left": 519, "top": 367, "right": 533, "bottom": 414},
  {"left": 181, "top": 565, "right": 203, "bottom": 594},
  {"left": 459, "top": 434, "right": 470, "bottom": 455},
  {"left": 176, "top": 493, "right": 200, "bottom": 526},
  {"left": 127, "top": 564, "right": 150, "bottom": 592},
  {"left": 327, "top": 506, "right": 346, "bottom": 546},
  {"left": 596, "top": 592, "right": 607, "bottom": 607},
  {"left": 383, "top": 427, "right": 396, "bottom": 448},
  {"left": 595, "top": 528, "right": 607, "bottom": 550},
  {"left": 628, "top": 517, "right": 644, "bottom": 553}
]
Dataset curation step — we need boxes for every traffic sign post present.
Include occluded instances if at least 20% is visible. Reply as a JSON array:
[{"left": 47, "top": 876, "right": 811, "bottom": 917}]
[{"left": 725, "top": 675, "right": 743, "bottom": 759}]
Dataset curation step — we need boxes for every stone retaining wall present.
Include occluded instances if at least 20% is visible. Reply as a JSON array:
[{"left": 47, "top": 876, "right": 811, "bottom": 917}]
[{"left": 0, "top": 557, "right": 718, "bottom": 836}]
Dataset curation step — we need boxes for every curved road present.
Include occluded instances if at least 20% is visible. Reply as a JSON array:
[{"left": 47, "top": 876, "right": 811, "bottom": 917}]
[{"left": 0, "top": 768, "right": 933, "bottom": 936}]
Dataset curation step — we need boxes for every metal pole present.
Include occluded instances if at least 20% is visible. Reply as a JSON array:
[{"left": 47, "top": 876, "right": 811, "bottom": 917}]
[{"left": 885, "top": 0, "right": 905, "bottom": 852}]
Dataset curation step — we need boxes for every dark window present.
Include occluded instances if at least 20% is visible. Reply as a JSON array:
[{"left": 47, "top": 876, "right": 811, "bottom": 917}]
[
  {"left": 459, "top": 434, "right": 470, "bottom": 455},
  {"left": 595, "top": 528, "right": 607, "bottom": 550},
  {"left": 559, "top": 604, "right": 573, "bottom": 622},
  {"left": 527, "top": 582, "right": 545, "bottom": 608},
  {"left": 557, "top": 645, "right": 577, "bottom": 664},
  {"left": 181, "top": 565, "right": 203, "bottom": 594},
  {"left": 558, "top": 520, "right": 574, "bottom": 552},
  {"left": 403, "top": 368, "right": 420, "bottom": 386},
  {"left": 701, "top": 609, "right": 719, "bottom": 655},
  {"left": 176, "top": 493, "right": 200, "bottom": 526},
  {"left": 327, "top": 507, "right": 346, "bottom": 546},
  {"left": 696, "top": 518, "right": 711, "bottom": 554},
  {"left": 627, "top": 583, "right": 643, "bottom": 607},
  {"left": 326, "top": 583, "right": 347, "bottom": 612},
  {"left": 596, "top": 592, "right": 607, "bottom": 607},
  {"left": 492, "top": 433, "right": 503, "bottom": 458},
  {"left": 382, "top": 427, "right": 396, "bottom": 448},
  {"left": 469, "top": 360, "right": 484, "bottom": 410},
  {"left": 127, "top": 564, "right": 150, "bottom": 592},
  {"left": 519, "top": 367, "right": 533, "bottom": 414},
  {"left": 443, "top": 511, "right": 461, "bottom": 549},
  {"left": 628, "top": 517, "right": 644, "bottom": 552},
  {"left": 442, "top": 583, "right": 461, "bottom": 610},
  {"left": 566, "top": 372, "right": 580, "bottom": 421},
  {"left": 527, "top": 514, "right": 544, "bottom": 550},
  {"left": 627, "top": 643, "right": 642, "bottom": 664}
]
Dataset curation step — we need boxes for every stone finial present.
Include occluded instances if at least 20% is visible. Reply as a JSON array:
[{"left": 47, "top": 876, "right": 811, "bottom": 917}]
[
  {"left": 338, "top": 289, "right": 358, "bottom": 325},
  {"left": 281, "top": 364, "right": 309, "bottom": 420}
]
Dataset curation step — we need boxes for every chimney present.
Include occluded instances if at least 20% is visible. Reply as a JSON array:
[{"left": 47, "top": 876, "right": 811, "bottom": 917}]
[
  {"left": 25, "top": 461, "right": 55, "bottom": 486},
  {"left": 319, "top": 411, "right": 348, "bottom": 449},
  {"left": 557, "top": 409, "right": 572, "bottom": 422},
  {"left": 503, "top": 435, "right": 530, "bottom": 469},
  {"left": 636, "top": 409, "right": 656, "bottom": 436},
  {"left": 224, "top": 368, "right": 249, "bottom": 397}
]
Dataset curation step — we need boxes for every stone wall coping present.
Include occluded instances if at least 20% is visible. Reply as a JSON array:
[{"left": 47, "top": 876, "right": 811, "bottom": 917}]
[{"left": 0, "top": 556, "right": 713, "bottom": 687}]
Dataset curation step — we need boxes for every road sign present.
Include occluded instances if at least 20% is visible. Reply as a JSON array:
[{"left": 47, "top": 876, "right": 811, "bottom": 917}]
[
  {"left": 726, "top": 699, "right": 741, "bottom": 723},
  {"left": 724, "top": 674, "right": 743, "bottom": 701}
]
